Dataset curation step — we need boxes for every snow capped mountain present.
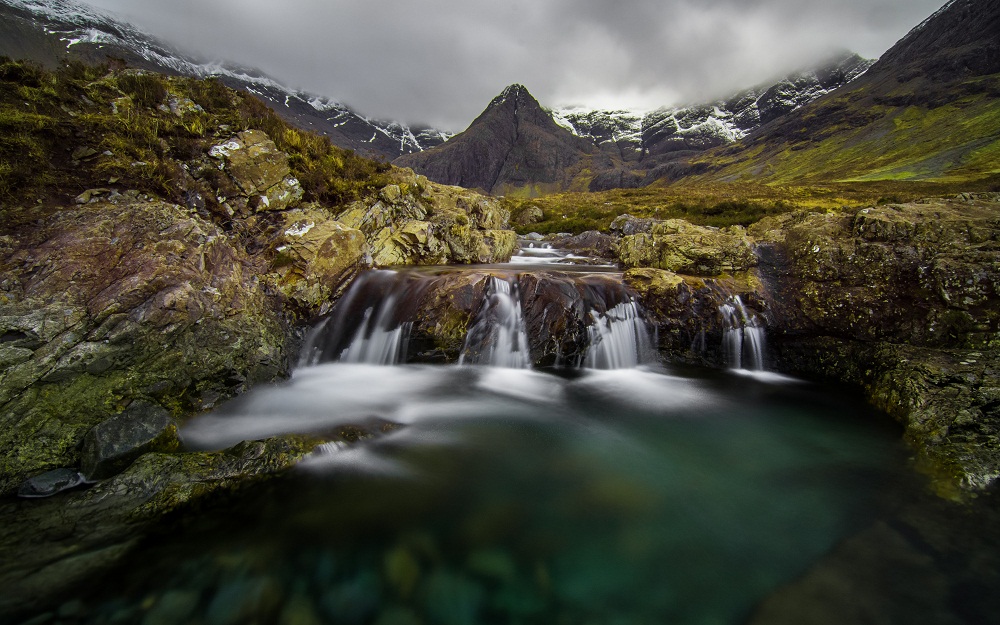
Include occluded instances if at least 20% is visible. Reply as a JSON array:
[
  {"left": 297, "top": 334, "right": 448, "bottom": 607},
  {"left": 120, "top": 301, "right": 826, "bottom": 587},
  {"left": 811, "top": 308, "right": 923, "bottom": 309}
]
[
  {"left": 549, "top": 52, "right": 874, "bottom": 160},
  {"left": 0, "top": 0, "right": 451, "bottom": 160}
]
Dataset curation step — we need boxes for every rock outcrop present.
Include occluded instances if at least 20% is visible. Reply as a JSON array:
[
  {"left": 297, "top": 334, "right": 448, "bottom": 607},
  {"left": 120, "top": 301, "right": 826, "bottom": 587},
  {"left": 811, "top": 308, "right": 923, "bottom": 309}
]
[
  {"left": 610, "top": 195, "right": 1000, "bottom": 494},
  {"left": 336, "top": 170, "right": 516, "bottom": 266},
  {"left": 1, "top": 105, "right": 516, "bottom": 498},
  {"left": 749, "top": 197, "right": 1000, "bottom": 495},
  {"left": 0, "top": 198, "right": 290, "bottom": 494},
  {"left": 616, "top": 219, "right": 757, "bottom": 275}
]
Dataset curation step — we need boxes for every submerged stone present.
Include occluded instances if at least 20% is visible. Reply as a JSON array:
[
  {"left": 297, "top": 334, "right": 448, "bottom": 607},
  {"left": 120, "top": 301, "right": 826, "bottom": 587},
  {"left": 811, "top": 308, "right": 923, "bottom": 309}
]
[
  {"left": 81, "top": 401, "right": 179, "bottom": 481},
  {"left": 17, "top": 468, "right": 85, "bottom": 498}
]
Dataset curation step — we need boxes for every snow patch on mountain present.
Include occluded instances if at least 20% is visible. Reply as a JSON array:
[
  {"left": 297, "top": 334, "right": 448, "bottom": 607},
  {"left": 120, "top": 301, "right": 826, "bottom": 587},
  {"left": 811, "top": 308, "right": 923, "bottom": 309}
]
[
  {"left": 547, "top": 52, "right": 875, "bottom": 155},
  {"left": 6, "top": 0, "right": 451, "bottom": 158}
]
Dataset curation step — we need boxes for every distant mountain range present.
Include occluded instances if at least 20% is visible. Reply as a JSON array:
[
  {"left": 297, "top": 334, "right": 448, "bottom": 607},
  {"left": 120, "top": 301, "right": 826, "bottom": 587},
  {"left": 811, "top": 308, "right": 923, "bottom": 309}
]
[
  {"left": 397, "top": 52, "right": 876, "bottom": 193},
  {"left": 0, "top": 0, "right": 452, "bottom": 160},
  {"left": 2, "top": 0, "right": 996, "bottom": 193}
]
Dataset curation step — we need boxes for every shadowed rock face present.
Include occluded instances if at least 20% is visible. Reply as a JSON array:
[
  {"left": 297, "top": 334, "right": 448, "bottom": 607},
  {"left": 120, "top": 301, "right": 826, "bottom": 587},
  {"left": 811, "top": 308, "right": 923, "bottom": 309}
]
[
  {"left": 750, "top": 197, "right": 1000, "bottom": 494},
  {"left": 395, "top": 85, "right": 596, "bottom": 194},
  {"left": 872, "top": 0, "right": 1000, "bottom": 81}
]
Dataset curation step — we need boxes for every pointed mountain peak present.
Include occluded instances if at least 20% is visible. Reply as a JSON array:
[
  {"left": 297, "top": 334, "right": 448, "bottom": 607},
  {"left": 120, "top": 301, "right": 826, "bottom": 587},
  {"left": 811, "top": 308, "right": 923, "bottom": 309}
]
[{"left": 488, "top": 84, "right": 539, "bottom": 109}]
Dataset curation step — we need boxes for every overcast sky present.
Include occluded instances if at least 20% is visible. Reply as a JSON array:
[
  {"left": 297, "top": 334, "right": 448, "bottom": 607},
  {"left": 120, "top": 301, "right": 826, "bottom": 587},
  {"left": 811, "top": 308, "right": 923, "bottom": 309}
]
[{"left": 80, "top": 0, "right": 945, "bottom": 131}]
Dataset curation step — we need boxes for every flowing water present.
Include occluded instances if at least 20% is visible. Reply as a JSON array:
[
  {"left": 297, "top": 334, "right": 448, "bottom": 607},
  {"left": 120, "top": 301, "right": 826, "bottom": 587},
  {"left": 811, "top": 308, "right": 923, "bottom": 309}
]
[
  {"left": 56, "top": 259, "right": 936, "bottom": 625},
  {"left": 73, "top": 362, "right": 919, "bottom": 625}
]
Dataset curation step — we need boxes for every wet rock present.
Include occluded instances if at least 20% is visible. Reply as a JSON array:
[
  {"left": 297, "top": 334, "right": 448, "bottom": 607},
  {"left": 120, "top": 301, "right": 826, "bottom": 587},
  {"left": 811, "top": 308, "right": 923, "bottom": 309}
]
[
  {"left": 17, "top": 468, "right": 85, "bottom": 498},
  {"left": 81, "top": 401, "right": 179, "bottom": 480},
  {"left": 518, "top": 272, "right": 637, "bottom": 366},
  {"left": 753, "top": 198, "right": 1000, "bottom": 493},
  {"left": 625, "top": 267, "right": 766, "bottom": 366},
  {"left": 617, "top": 219, "right": 757, "bottom": 275},
  {"left": 609, "top": 213, "right": 655, "bottom": 236}
]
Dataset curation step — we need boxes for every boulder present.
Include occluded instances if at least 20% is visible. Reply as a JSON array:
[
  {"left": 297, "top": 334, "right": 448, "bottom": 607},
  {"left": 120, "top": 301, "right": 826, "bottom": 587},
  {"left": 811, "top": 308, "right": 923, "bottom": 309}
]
[
  {"left": 269, "top": 207, "right": 368, "bottom": 315},
  {"left": 80, "top": 401, "right": 179, "bottom": 480},
  {"left": 337, "top": 171, "right": 517, "bottom": 267},
  {"left": 208, "top": 130, "right": 304, "bottom": 215},
  {"left": 610, "top": 213, "right": 655, "bottom": 236},
  {"left": 617, "top": 219, "right": 757, "bottom": 275}
]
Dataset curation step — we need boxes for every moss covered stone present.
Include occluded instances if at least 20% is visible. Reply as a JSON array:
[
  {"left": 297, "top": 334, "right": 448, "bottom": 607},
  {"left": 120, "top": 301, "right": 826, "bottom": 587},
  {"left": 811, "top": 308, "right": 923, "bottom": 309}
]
[{"left": 617, "top": 218, "right": 757, "bottom": 275}]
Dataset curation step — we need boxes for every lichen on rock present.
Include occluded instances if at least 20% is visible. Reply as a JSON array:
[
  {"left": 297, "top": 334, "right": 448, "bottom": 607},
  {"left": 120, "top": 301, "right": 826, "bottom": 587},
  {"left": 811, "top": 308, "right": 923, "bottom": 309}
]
[{"left": 617, "top": 218, "right": 757, "bottom": 275}]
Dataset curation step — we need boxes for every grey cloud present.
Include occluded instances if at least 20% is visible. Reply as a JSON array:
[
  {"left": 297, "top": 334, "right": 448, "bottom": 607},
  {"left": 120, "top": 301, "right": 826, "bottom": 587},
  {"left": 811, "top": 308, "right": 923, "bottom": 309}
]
[{"left": 84, "top": 0, "right": 945, "bottom": 131}]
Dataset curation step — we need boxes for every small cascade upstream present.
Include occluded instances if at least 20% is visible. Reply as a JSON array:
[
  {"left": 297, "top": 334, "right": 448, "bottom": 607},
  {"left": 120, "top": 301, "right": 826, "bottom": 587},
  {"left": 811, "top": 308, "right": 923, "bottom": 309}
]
[
  {"left": 584, "top": 300, "right": 654, "bottom": 369},
  {"left": 459, "top": 277, "right": 531, "bottom": 368},
  {"left": 720, "top": 296, "right": 766, "bottom": 371}
]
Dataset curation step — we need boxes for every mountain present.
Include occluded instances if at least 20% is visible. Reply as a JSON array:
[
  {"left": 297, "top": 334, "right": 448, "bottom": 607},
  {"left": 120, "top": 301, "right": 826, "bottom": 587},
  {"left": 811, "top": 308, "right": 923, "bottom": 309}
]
[
  {"left": 688, "top": 0, "right": 1000, "bottom": 185},
  {"left": 551, "top": 52, "right": 874, "bottom": 162},
  {"left": 394, "top": 85, "right": 601, "bottom": 195},
  {"left": 398, "top": 54, "right": 875, "bottom": 195},
  {"left": 0, "top": 0, "right": 451, "bottom": 160}
]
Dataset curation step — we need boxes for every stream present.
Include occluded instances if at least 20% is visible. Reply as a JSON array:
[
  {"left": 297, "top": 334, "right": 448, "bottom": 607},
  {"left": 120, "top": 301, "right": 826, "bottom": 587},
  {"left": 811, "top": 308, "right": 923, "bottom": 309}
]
[{"left": 23, "top": 240, "right": 999, "bottom": 624}]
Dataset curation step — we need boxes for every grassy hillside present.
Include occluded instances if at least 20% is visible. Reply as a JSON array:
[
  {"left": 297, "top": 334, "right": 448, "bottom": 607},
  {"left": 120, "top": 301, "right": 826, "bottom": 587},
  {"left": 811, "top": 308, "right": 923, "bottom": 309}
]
[
  {"left": 690, "top": 73, "right": 1000, "bottom": 186},
  {"left": 0, "top": 58, "right": 390, "bottom": 220}
]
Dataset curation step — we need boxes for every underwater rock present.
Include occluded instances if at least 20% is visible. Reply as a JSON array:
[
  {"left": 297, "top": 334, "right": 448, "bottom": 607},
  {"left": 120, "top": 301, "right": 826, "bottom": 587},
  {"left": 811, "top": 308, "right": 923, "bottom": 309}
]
[
  {"left": 17, "top": 468, "right": 85, "bottom": 498},
  {"left": 0, "top": 435, "right": 320, "bottom": 617}
]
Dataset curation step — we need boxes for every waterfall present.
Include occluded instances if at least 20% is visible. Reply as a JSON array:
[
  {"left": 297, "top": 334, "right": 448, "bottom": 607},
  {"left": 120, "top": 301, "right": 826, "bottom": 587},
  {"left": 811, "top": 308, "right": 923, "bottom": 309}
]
[
  {"left": 339, "top": 296, "right": 412, "bottom": 365},
  {"left": 459, "top": 277, "right": 531, "bottom": 368},
  {"left": 298, "top": 270, "right": 417, "bottom": 367},
  {"left": 584, "top": 300, "right": 654, "bottom": 369},
  {"left": 719, "top": 296, "right": 765, "bottom": 371}
]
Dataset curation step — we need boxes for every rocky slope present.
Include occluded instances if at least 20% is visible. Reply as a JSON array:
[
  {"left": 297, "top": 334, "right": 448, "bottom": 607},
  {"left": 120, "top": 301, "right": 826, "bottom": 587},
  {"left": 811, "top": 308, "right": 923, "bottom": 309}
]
[
  {"left": 0, "top": 61, "right": 515, "bottom": 498},
  {"left": 691, "top": 0, "right": 1000, "bottom": 185},
  {"left": 0, "top": 0, "right": 452, "bottom": 160}
]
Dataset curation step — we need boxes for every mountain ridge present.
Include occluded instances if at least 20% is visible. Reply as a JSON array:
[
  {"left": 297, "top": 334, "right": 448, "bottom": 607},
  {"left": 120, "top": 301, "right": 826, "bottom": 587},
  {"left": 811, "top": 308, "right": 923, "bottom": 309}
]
[{"left": 0, "top": 0, "right": 452, "bottom": 161}]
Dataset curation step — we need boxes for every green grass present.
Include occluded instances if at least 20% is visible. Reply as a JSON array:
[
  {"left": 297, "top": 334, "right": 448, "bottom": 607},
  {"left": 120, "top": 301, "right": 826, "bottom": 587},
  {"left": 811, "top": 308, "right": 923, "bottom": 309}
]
[
  {"left": 503, "top": 179, "right": 975, "bottom": 235},
  {"left": 695, "top": 74, "right": 1000, "bottom": 186},
  {"left": 0, "top": 57, "right": 390, "bottom": 220}
]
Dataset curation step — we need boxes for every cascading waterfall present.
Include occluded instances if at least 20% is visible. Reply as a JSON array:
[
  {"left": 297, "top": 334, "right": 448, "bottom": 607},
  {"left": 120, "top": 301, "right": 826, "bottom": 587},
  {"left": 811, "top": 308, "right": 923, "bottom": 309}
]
[
  {"left": 584, "top": 300, "right": 654, "bottom": 369},
  {"left": 719, "top": 295, "right": 765, "bottom": 370},
  {"left": 300, "top": 269, "right": 657, "bottom": 371},
  {"left": 298, "top": 270, "right": 418, "bottom": 367},
  {"left": 459, "top": 277, "right": 531, "bottom": 368},
  {"left": 338, "top": 296, "right": 412, "bottom": 365}
]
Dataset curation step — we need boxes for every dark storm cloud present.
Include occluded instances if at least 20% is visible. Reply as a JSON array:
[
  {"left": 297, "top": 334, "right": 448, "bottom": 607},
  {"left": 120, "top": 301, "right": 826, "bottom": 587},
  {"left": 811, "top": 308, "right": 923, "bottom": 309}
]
[{"left": 82, "top": 0, "right": 945, "bottom": 131}]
